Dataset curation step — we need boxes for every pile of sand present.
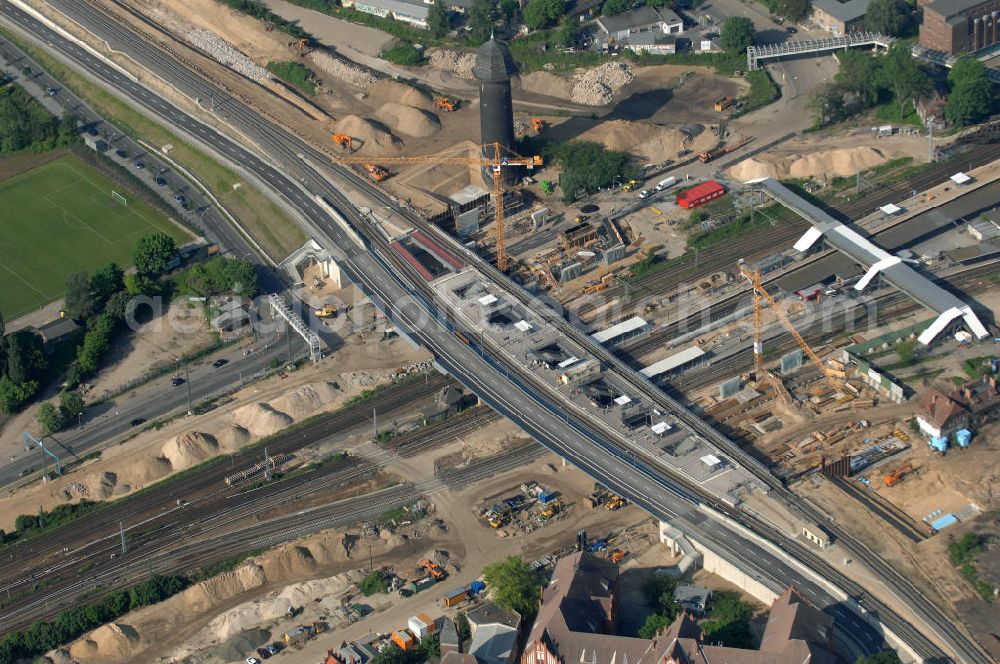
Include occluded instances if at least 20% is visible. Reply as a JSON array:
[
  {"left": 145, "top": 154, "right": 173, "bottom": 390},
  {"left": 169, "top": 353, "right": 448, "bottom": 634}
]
[
  {"left": 728, "top": 146, "right": 892, "bottom": 181},
  {"left": 117, "top": 455, "right": 173, "bottom": 486},
  {"left": 218, "top": 425, "right": 252, "bottom": 450},
  {"left": 370, "top": 80, "right": 431, "bottom": 108},
  {"left": 268, "top": 381, "right": 341, "bottom": 420},
  {"left": 427, "top": 49, "right": 476, "bottom": 79},
  {"left": 518, "top": 71, "right": 575, "bottom": 101},
  {"left": 231, "top": 402, "right": 294, "bottom": 438},
  {"left": 183, "top": 563, "right": 268, "bottom": 614},
  {"left": 161, "top": 432, "right": 220, "bottom": 471},
  {"left": 579, "top": 120, "right": 715, "bottom": 163},
  {"left": 332, "top": 115, "right": 402, "bottom": 152},
  {"left": 374, "top": 102, "right": 441, "bottom": 138},
  {"left": 309, "top": 51, "right": 377, "bottom": 89},
  {"left": 69, "top": 623, "right": 140, "bottom": 660},
  {"left": 216, "top": 628, "right": 271, "bottom": 663}
]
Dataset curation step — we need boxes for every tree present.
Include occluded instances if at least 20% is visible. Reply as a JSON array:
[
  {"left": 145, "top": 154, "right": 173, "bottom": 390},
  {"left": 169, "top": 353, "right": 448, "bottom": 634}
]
[
  {"left": 104, "top": 291, "right": 131, "bottom": 321},
  {"left": 499, "top": 0, "right": 519, "bottom": 25},
  {"left": 558, "top": 18, "right": 580, "bottom": 47},
  {"left": 946, "top": 57, "right": 995, "bottom": 126},
  {"left": 896, "top": 339, "right": 915, "bottom": 365},
  {"left": 36, "top": 402, "right": 64, "bottom": 435},
  {"left": 381, "top": 42, "right": 423, "bottom": 65},
  {"left": 0, "top": 376, "right": 39, "bottom": 414},
  {"left": 720, "top": 16, "right": 756, "bottom": 55},
  {"left": 482, "top": 555, "right": 540, "bottom": 617},
  {"left": 856, "top": 652, "right": 901, "bottom": 664},
  {"left": 865, "top": 0, "right": 908, "bottom": 36},
  {"left": 124, "top": 273, "right": 160, "bottom": 297},
  {"left": 702, "top": 591, "right": 754, "bottom": 648},
  {"left": 456, "top": 612, "right": 472, "bottom": 641},
  {"left": 835, "top": 49, "right": 883, "bottom": 107},
  {"left": 76, "top": 314, "right": 116, "bottom": 374},
  {"left": 639, "top": 612, "right": 673, "bottom": 638},
  {"left": 880, "top": 43, "right": 931, "bottom": 115},
  {"left": 467, "top": 0, "right": 496, "bottom": 45},
  {"left": 0, "top": 309, "right": 5, "bottom": 337},
  {"left": 427, "top": 0, "right": 450, "bottom": 37},
  {"left": 775, "top": 0, "right": 811, "bottom": 22},
  {"left": 133, "top": 232, "right": 177, "bottom": 276},
  {"left": 89, "top": 264, "right": 124, "bottom": 310},
  {"left": 5, "top": 330, "right": 45, "bottom": 385},
  {"left": 64, "top": 270, "right": 97, "bottom": 322},
  {"left": 59, "top": 390, "right": 84, "bottom": 422},
  {"left": 359, "top": 570, "right": 390, "bottom": 596},
  {"left": 602, "top": 0, "right": 634, "bottom": 15},
  {"left": 524, "top": 0, "right": 563, "bottom": 29},
  {"left": 810, "top": 83, "right": 851, "bottom": 126}
]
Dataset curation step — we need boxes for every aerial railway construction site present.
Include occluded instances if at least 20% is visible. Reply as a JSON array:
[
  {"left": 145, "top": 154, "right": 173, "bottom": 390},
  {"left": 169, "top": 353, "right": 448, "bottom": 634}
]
[{"left": 1, "top": 0, "right": 1000, "bottom": 661}]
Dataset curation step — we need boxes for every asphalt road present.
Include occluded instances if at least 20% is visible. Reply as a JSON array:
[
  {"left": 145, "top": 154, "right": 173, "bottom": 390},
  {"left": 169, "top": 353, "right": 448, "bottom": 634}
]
[{"left": 2, "top": 3, "right": 984, "bottom": 660}]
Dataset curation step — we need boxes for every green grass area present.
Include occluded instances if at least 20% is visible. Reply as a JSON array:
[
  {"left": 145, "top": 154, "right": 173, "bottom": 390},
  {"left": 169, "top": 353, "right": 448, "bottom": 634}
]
[
  {"left": 266, "top": 60, "right": 317, "bottom": 95},
  {"left": 0, "top": 26, "right": 306, "bottom": 261},
  {"left": 875, "top": 101, "right": 923, "bottom": 126},
  {"left": 0, "top": 154, "right": 188, "bottom": 318}
]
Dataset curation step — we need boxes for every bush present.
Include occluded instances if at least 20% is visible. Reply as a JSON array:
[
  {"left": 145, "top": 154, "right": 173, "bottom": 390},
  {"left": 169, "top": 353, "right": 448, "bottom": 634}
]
[
  {"left": 359, "top": 570, "right": 390, "bottom": 596},
  {"left": 0, "top": 80, "right": 77, "bottom": 154},
  {"left": 555, "top": 141, "right": 636, "bottom": 202},
  {"left": 482, "top": 555, "right": 540, "bottom": 617},
  {"left": 381, "top": 42, "right": 423, "bottom": 66},
  {"left": 266, "top": 60, "right": 317, "bottom": 95}
]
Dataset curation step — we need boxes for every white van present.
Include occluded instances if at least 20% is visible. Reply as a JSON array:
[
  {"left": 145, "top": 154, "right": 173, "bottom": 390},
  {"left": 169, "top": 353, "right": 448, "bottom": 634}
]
[{"left": 655, "top": 176, "right": 678, "bottom": 192}]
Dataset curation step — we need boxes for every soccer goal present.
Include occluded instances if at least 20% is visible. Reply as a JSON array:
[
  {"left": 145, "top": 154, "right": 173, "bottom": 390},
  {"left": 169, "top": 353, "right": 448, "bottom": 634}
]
[{"left": 111, "top": 190, "right": 127, "bottom": 207}]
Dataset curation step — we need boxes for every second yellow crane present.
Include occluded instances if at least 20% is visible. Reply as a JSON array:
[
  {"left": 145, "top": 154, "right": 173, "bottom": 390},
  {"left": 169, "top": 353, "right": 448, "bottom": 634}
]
[{"left": 332, "top": 142, "right": 542, "bottom": 272}]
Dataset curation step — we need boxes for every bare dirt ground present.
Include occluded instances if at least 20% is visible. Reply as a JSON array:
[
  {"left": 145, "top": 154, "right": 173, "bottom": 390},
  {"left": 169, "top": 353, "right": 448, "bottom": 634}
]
[
  {"left": 0, "top": 337, "right": 430, "bottom": 531},
  {"left": 727, "top": 131, "right": 929, "bottom": 182}
]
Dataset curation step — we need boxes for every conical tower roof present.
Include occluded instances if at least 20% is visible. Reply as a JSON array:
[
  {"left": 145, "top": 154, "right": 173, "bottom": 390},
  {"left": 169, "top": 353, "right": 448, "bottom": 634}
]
[{"left": 473, "top": 38, "right": 518, "bottom": 82}]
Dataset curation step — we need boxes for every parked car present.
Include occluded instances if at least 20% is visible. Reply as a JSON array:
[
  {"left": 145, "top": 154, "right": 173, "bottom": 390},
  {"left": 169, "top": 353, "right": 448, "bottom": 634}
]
[
  {"left": 134, "top": 161, "right": 145, "bottom": 170},
  {"left": 786, "top": 26, "right": 797, "bottom": 33},
  {"left": 245, "top": 658, "right": 261, "bottom": 664},
  {"left": 639, "top": 189, "right": 650, "bottom": 199},
  {"left": 174, "top": 194, "right": 186, "bottom": 206},
  {"left": 255, "top": 647, "right": 271, "bottom": 659},
  {"left": 155, "top": 176, "right": 167, "bottom": 187},
  {"left": 115, "top": 149, "right": 127, "bottom": 158}
]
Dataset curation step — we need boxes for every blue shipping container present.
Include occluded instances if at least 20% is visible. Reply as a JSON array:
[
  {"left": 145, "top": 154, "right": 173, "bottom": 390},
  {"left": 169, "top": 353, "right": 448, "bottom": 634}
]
[
  {"left": 538, "top": 490, "right": 556, "bottom": 504},
  {"left": 470, "top": 580, "right": 486, "bottom": 595}
]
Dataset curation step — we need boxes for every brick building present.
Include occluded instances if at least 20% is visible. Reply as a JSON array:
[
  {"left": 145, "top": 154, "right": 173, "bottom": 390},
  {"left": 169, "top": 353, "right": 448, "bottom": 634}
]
[
  {"left": 920, "top": 0, "right": 1000, "bottom": 54},
  {"left": 521, "top": 552, "right": 839, "bottom": 664}
]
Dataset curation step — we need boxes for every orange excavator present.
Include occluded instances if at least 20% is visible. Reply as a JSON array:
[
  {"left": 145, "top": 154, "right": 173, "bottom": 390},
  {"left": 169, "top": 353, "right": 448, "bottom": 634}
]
[
  {"left": 418, "top": 559, "right": 447, "bottom": 581},
  {"left": 531, "top": 117, "right": 544, "bottom": 134},
  {"left": 433, "top": 98, "right": 458, "bottom": 112},
  {"left": 363, "top": 163, "right": 390, "bottom": 182},
  {"left": 331, "top": 133, "right": 353, "bottom": 150},
  {"left": 883, "top": 462, "right": 915, "bottom": 488},
  {"left": 295, "top": 38, "right": 310, "bottom": 56}
]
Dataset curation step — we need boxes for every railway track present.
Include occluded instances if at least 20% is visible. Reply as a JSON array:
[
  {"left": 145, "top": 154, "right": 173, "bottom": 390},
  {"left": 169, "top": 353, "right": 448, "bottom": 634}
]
[
  {"left": 19, "top": 4, "right": 993, "bottom": 658},
  {"left": 830, "top": 476, "right": 929, "bottom": 544}
]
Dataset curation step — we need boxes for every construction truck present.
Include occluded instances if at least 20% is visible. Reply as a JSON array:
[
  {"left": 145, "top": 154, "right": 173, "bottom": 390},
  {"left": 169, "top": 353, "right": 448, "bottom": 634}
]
[
  {"left": 623, "top": 179, "right": 641, "bottom": 192},
  {"left": 484, "top": 503, "right": 512, "bottom": 528},
  {"left": 883, "top": 462, "right": 915, "bottom": 488},
  {"left": 433, "top": 98, "right": 458, "bottom": 111},
  {"left": 582, "top": 282, "right": 608, "bottom": 294},
  {"left": 531, "top": 117, "right": 544, "bottom": 133},
  {"left": 314, "top": 305, "right": 338, "bottom": 318},
  {"left": 699, "top": 135, "right": 750, "bottom": 163},
  {"left": 540, "top": 498, "right": 563, "bottom": 518},
  {"left": 418, "top": 559, "right": 447, "bottom": 581},
  {"left": 714, "top": 96, "right": 734, "bottom": 112},
  {"left": 605, "top": 495, "right": 626, "bottom": 511},
  {"left": 331, "top": 133, "right": 353, "bottom": 149},
  {"left": 363, "top": 163, "right": 390, "bottom": 182}
]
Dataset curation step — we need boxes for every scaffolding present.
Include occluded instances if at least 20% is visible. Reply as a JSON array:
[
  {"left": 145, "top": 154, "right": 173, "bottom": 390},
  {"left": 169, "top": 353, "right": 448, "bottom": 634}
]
[{"left": 269, "top": 293, "right": 322, "bottom": 363}]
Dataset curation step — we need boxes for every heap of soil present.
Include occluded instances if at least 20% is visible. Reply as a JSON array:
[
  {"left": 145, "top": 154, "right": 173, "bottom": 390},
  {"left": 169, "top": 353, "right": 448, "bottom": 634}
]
[
  {"left": 69, "top": 623, "right": 140, "bottom": 660},
  {"left": 216, "top": 628, "right": 271, "bottom": 663},
  {"left": 218, "top": 424, "right": 253, "bottom": 450},
  {"left": 374, "top": 102, "right": 441, "bottom": 138},
  {"left": 332, "top": 115, "right": 402, "bottom": 152},
  {"left": 161, "top": 432, "right": 220, "bottom": 471},
  {"left": 579, "top": 120, "right": 715, "bottom": 163},
  {"left": 183, "top": 564, "right": 268, "bottom": 614},
  {"left": 518, "top": 72, "right": 575, "bottom": 101},
  {"left": 369, "top": 80, "right": 431, "bottom": 108},
  {"left": 268, "top": 382, "right": 341, "bottom": 420},
  {"left": 728, "top": 146, "right": 892, "bottom": 181},
  {"left": 231, "top": 402, "right": 294, "bottom": 437}
]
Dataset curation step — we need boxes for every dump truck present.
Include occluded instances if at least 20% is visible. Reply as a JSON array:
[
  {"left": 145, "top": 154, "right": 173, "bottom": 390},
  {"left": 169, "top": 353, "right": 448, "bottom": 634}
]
[
  {"left": 698, "top": 135, "right": 750, "bottom": 163},
  {"left": 714, "top": 96, "right": 734, "bottom": 112}
]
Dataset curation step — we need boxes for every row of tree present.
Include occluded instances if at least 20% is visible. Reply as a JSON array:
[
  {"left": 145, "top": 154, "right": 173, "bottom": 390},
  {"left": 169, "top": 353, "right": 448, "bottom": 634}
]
[
  {"left": 0, "top": 314, "right": 47, "bottom": 413},
  {"left": 0, "top": 575, "right": 186, "bottom": 664},
  {"left": 812, "top": 44, "right": 996, "bottom": 128},
  {"left": 0, "top": 78, "right": 77, "bottom": 154}
]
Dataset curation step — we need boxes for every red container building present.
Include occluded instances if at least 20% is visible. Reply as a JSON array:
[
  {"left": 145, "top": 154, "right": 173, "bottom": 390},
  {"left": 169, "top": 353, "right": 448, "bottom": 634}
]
[{"left": 676, "top": 181, "right": 726, "bottom": 209}]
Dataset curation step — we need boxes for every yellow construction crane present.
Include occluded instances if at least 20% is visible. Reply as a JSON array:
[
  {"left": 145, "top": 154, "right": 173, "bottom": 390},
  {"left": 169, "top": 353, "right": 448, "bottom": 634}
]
[
  {"left": 740, "top": 264, "right": 842, "bottom": 395},
  {"left": 331, "top": 142, "right": 542, "bottom": 272}
]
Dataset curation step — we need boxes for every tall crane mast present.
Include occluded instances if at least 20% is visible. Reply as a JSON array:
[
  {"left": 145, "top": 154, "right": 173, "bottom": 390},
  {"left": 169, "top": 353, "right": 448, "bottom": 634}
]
[
  {"left": 331, "top": 141, "right": 542, "bottom": 272},
  {"left": 740, "top": 264, "right": 842, "bottom": 395}
]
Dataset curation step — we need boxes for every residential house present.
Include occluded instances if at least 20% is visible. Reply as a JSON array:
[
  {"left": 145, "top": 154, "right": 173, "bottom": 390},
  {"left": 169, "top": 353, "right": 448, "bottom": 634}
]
[
  {"left": 439, "top": 617, "right": 461, "bottom": 655},
  {"left": 467, "top": 603, "right": 521, "bottom": 664},
  {"left": 672, "top": 584, "right": 711, "bottom": 616},
  {"left": 951, "top": 376, "right": 1000, "bottom": 421},
  {"left": 521, "top": 552, "right": 840, "bottom": 664},
  {"left": 810, "top": 0, "right": 871, "bottom": 35},
  {"left": 915, "top": 388, "right": 970, "bottom": 439},
  {"left": 596, "top": 6, "right": 683, "bottom": 46},
  {"left": 29, "top": 317, "right": 79, "bottom": 353},
  {"left": 340, "top": 0, "right": 430, "bottom": 28},
  {"left": 625, "top": 32, "right": 677, "bottom": 54}
]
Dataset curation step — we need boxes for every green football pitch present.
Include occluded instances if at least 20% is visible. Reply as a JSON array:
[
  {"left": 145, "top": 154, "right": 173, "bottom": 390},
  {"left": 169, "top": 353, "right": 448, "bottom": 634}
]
[{"left": 0, "top": 154, "right": 190, "bottom": 319}]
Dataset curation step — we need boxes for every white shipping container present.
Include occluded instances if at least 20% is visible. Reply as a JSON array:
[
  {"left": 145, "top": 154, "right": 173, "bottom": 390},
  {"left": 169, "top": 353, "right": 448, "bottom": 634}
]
[{"left": 408, "top": 615, "right": 431, "bottom": 638}]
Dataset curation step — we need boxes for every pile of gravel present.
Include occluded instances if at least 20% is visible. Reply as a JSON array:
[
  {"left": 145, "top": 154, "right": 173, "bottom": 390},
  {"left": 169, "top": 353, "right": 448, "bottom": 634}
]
[
  {"left": 187, "top": 28, "right": 270, "bottom": 83},
  {"left": 311, "top": 51, "right": 377, "bottom": 89},
  {"left": 428, "top": 49, "right": 476, "bottom": 79},
  {"left": 571, "top": 62, "right": 635, "bottom": 106}
]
